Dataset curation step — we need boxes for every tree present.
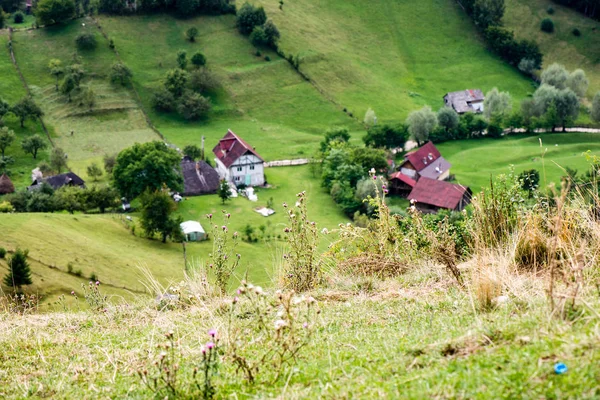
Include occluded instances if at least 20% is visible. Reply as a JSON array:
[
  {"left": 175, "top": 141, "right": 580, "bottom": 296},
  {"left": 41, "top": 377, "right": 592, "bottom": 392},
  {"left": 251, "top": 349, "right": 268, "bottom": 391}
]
[
  {"left": 0, "top": 156, "right": 14, "bottom": 174},
  {"left": 0, "top": 7, "right": 4, "bottom": 29},
  {"left": 66, "top": 63, "right": 85, "bottom": 87},
  {"left": 183, "top": 144, "right": 202, "bottom": 160},
  {"left": 541, "top": 18, "right": 554, "bottom": 33},
  {"left": 567, "top": 69, "right": 588, "bottom": 98},
  {"left": 518, "top": 58, "right": 536, "bottom": 75},
  {"left": 139, "top": 190, "right": 182, "bottom": 243},
  {"left": 112, "top": 141, "right": 183, "bottom": 200},
  {"left": 541, "top": 63, "right": 568, "bottom": 89},
  {"left": 152, "top": 88, "right": 175, "bottom": 112},
  {"left": 473, "top": 0, "right": 505, "bottom": 30},
  {"left": 407, "top": 106, "right": 437, "bottom": 146},
  {"left": 177, "top": 91, "right": 211, "bottom": 120},
  {"left": 103, "top": 153, "right": 116, "bottom": 174},
  {"left": 35, "top": 0, "right": 75, "bottom": 26},
  {"left": 0, "top": 127, "right": 15, "bottom": 158},
  {"left": 363, "top": 124, "right": 408, "bottom": 149},
  {"left": 250, "top": 26, "right": 267, "bottom": 46},
  {"left": 437, "top": 107, "right": 459, "bottom": 133},
  {"left": 3, "top": 248, "right": 32, "bottom": 290},
  {"left": 533, "top": 84, "right": 559, "bottom": 116},
  {"left": 164, "top": 68, "right": 189, "bottom": 96},
  {"left": 110, "top": 62, "right": 132, "bottom": 86},
  {"left": 554, "top": 88, "right": 579, "bottom": 130},
  {"left": 189, "top": 68, "right": 219, "bottom": 93},
  {"left": 21, "top": 134, "right": 47, "bottom": 159},
  {"left": 84, "top": 185, "right": 119, "bottom": 213},
  {"left": 483, "top": 87, "right": 512, "bottom": 120},
  {"left": 11, "top": 97, "right": 44, "bottom": 128},
  {"left": 218, "top": 179, "right": 231, "bottom": 204},
  {"left": 364, "top": 107, "right": 376, "bottom": 127},
  {"left": 186, "top": 27, "right": 199, "bottom": 42},
  {"left": 60, "top": 74, "right": 76, "bottom": 102},
  {"left": 236, "top": 2, "right": 266, "bottom": 35},
  {"left": 320, "top": 127, "right": 350, "bottom": 153},
  {"left": 0, "top": 97, "right": 9, "bottom": 123},
  {"left": 82, "top": 88, "right": 96, "bottom": 111},
  {"left": 190, "top": 52, "right": 206, "bottom": 69},
  {"left": 49, "top": 146, "right": 68, "bottom": 173},
  {"left": 519, "top": 169, "right": 539, "bottom": 198},
  {"left": 75, "top": 32, "right": 97, "bottom": 50},
  {"left": 48, "top": 59, "right": 64, "bottom": 91},
  {"left": 87, "top": 162, "right": 103, "bottom": 181},
  {"left": 177, "top": 50, "right": 188, "bottom": 70},
  {"left": 55, "top": 186, "right": 84, "bottom": 213},
  {"left": 263, "top": 20, "right": 280, "bottom": 48},
  {"left": 592, "top": 92, "right": 600, "bottom": 123},
  {"left": 176, "top": 0, "right": 199, "bottom": 15}
]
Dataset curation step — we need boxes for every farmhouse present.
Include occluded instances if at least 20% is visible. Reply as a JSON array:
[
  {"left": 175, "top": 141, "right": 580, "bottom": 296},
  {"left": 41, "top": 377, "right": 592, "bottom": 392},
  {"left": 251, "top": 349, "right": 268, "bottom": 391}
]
[
  {"left": 180, "top": 157, "right": 220, "bottom": 196},
  {"left": 443, "top": 89, "right": 484, "bottom": 114},
  {"left": 408, "top": 177, "right": 472, "bottom": 213},
  {"left": 180, "top": 220, "right": 207, "bottom": 242},
  {"left": 0, "top": 173, "right": 15, "bottom": 195},
  {"left": 28, "top": 172, "right": 85, "bottom": 191},
  {"left": 396, "top": 141, "right": 451, "bottom": 181},
  {"left": 213, "top": 130, "right": 265, "bottom": 187}
]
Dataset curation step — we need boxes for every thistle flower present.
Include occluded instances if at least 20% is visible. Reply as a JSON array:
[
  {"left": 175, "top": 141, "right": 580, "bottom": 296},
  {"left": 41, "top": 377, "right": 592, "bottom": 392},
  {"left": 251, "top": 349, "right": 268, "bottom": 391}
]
[
  {"left": 71, "top": 291, "right": 75, "bottom": 295},
  {"left": 274, "top": 320, "right": 287, "bottom": 330},
  {"left": 222, "top": 225, "right": 228, "bottom": 232},
  {"left": 254, "top": 286, "right": 263, "bottom": 295},
  {"left": 207, "top": 213, "right": 213, "bottom": 219},
  {"left": 206, "top": 342, "right": 215, "bottom": 349},
  {"left": 95, "top": 281, "right": 100, "bottom": 286},
  {"left": 208, "top": 329, "right": 217, "bottom": 337},
  {"left": 303, "top": 322, "right": 308, "bottom": 329}
]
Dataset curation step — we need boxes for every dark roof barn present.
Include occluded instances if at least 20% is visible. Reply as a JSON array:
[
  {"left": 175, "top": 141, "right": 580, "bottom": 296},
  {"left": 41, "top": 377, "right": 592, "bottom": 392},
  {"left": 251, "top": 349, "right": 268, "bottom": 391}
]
[
  {"left": 181, "top": 158, "right": 220, "bottom": 196},
  {"left": 28, "top": 172, "right": 85, "bottom": 191},
  {"left": 408, "top": 177, "right": 472, "bottom": 212}
]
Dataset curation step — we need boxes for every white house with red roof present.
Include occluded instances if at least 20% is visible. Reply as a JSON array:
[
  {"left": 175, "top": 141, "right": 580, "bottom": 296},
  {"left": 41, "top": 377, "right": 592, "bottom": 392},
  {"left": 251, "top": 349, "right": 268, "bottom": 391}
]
[{"left": 212, "top": 129, "right": 265, "bottom": 186}]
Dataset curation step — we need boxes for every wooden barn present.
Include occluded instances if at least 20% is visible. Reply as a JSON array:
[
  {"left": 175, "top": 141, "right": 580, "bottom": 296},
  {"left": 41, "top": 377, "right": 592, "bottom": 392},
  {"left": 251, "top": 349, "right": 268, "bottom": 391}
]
[
  {"left": 27, "top": 172, "right": 85, "bottom": 191},
  {"left": 181, "top": 157, "right": 220, "bottom": 196}
]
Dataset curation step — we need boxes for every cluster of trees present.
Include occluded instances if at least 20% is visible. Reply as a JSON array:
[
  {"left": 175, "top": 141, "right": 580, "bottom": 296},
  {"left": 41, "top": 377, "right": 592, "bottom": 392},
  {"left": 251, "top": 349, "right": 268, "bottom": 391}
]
[
  {"left": 5, "top": 184, "right": 120, "bottom": 213},
  {"left": 151, "top": 51, "right": 217, "bottom": 120},
  {"left": 0, "top": 97, "right": 44, "bottom": 128},
  {"left": 236, "top": 2, "right": 280, "bottom": 49},
  {"left": 552, "top": 0, "right": 600, "bottom": 20},
  {"left": 98, "top": 0, "right": 234, "bottom": 16},
  {"left": 316, "top": 128, "right": 388, "bottom": 217},
  {"left": 35, "top": 0, "right": 76, "bottom": 26},
  {"left": 460, "top": 0, "right": 543, "bottom": 74}
]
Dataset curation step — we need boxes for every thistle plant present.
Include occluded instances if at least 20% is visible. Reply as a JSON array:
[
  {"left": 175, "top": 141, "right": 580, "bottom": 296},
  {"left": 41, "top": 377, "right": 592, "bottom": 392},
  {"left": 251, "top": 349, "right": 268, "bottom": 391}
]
[
  {"left": 207, "top": 211, "right": 241, "bottom": 294},
  {"left": 138, "top": 331, "right": 181, "bottom": 398},
  {"left": 227, "top": 280, "right": 319, "bottom": 384},
  {"left": 80, "top": 281, "right": 107, "bottom": 312},
  {"left": 194, "top": 329, "right": 220, "bottom": 399},
  {"left": 281, "top": 191, "right": 321, "bottom": 291}
]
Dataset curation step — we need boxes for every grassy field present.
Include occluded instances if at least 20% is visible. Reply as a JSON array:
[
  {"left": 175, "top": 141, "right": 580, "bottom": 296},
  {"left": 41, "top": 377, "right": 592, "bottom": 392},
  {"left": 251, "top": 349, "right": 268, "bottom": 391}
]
[
  {"left": 0, "top": 32, "right": 52, "bottom": 189},
  {"left": 11, "top": 19, "right": 160, "bottom": 181},
  {"left": 438, "top": 132, "right": 600, "bottom": 191},
  {"left": 255, "top": 0, "right": 536, "bottom": 123},
  {"left": 505, "top": 0, "right": 600, "bottom": 99},
  {"left": 98, "top": 14, "right": 359, "bottom": 161}
]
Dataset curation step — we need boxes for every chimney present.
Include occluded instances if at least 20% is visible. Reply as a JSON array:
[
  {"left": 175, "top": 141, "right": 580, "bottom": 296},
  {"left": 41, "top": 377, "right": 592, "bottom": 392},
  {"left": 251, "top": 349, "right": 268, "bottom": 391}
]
[{"left": 201, "top": 136, "right": 205, "bottom": 160}]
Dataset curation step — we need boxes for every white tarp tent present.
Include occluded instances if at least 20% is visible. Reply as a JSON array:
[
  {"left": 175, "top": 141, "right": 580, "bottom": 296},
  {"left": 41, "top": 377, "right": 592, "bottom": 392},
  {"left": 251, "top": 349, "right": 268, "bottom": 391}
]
[{"left": 180, "top": 220, "right": 207, "bottom": 241}]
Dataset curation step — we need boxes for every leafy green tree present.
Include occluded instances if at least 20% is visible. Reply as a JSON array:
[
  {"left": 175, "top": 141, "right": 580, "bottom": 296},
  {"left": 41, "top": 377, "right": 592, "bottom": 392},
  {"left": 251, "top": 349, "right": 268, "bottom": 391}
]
[
  {"left": 189, "top": 68, "right": 219, "bottom": 93},
  {"left": 319, "top": 127, "right": 350, "bottom": 153},
  {"left": 66, "top": 63, "right": 85, "bottom": 87},
  {"left": 87, "top": 162, "right": 103, "bottom": 181},
  {"left": 84, "top": 185, "right": 119, "bottom": 213},
  {"left": 82, "top": 88, "right": 96, "bottom": 111},
  {"left": 483, "top": 87, "right": 512, "bottom": 120},
  {"left": 363, "top": 107, "right": 376, "bottom": 127},
  {"left": 177, "top": 91, "right": 211, "bottom": 120},
  {"left": 0, "top": 7, "right": 5, "bottom": 29},
  {"left": 186, "top": 27, "right": 199, "bottom": 42},
  {"left": 183, "top": 144, "right": 202, "bottom": 160},
  {"left": 218, "top": 179, "right": 231, "bottom": 204},
  {"left": 330, "top": 181, "right": 361, "bottom": 215},
  {"left": 21, "top": 134, "right": 47, "bottom": 159},
  {"left": 103, "top": 153, "right": 116, "bottom": 174},
  {"left": 518, "top": 58, "right": 536, "bottom": 75},
  {"left": 191, "top": 52, "right": 206, "bottom": 69},
  {"left": 177, "top": 50, "right": 188, "bottom": 70},
  {"left": 541, "top": 63, "right": 568, "bottom": 89},
  {"left": 554, "top": 88, "right": 579, "bottom": 130},
  {"left": 48, "top": 59, "right": 64, "bottom": 91},
  {"left": 473, "top": 0, "right": 505, "bottom": 30},
  {"left": 35, "top": 0, "right": 75, "bottom": 26},
  {"left": 49, "top": 146, "right": 68, "bottom": 173},
  {"left": 350, "top": 146, "right": 388, "bottom": 172},
  {"left": 437, "top": 107, "right": 459, "bottom": 133},
  {"left": 139, "top": 190, "right": 182, "bottom": 243},
  {"left": 27, "top": 191, "right": 56, "bottom": 212},
  {"left": 151, "top": 88, "right": 176, "bottom": 112},
  {"left": 0, "top": 127, "right": 15, "bottom": 158},
  {"left": 567, "top": 69, "right": 588, "bottom": 98},
  {"left": 164, "top": 68, "right": 189, "bottom": 96},
  {"left": 541, "top": 18, "right": 554, "bottom": 33},
  {"left": 592, "top": 92, "right": 600, "bottom": 123},
  {"left": 60, "top": 74, "right": 77, "bottom": 102},
  {"left": 250, "top": 26, "right": 267, "bottom": 46},
  {"left": 0, "top": 156, "right": 14, "bottom": 174},
  {"left": 55, "top": 186, "right": 84, "bottom": 213},
  {"left": 0, "top": 97, "right": 9, "bottom": 123},
  {"left": 236, "top": 2, "right": 266, "bottom": 35},
  {"left": 3, "top": 248, "right": 32, "bottom": 290},
  {"left": 363, "top": 124, "right": 408, "bottom": 149},
  {"left": 75, "top": 32, "right": 97, "bottom": 50},
  {"left": 110, "top": 62, "right": 132, "bottom": 86},
  {"left": 176, "top": 0, "right": 199, "bottom": 15},
  {"left": 112, "top": 141, "right": 183, "bottom": 200},
  {"left": 519, "top": 169, "right": 539, "bottom": 198},
  {"left": 533, "top": 84, "right": 559, "bottom": 116},
  {"left": 407, "top": 106, "right": 437, "bottom": 146},
  {"left": 11, "top": 97, "right": 44, "bottom": 128},
  {"left": 263, "top": 20, "right": 280, "bottom": 48}
]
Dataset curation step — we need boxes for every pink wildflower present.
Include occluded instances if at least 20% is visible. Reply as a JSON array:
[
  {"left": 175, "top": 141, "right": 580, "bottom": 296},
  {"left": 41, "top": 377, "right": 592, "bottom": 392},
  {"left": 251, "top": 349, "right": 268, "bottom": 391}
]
[{"left": 208, "top": 329, "right": 217, "bottom": 337}]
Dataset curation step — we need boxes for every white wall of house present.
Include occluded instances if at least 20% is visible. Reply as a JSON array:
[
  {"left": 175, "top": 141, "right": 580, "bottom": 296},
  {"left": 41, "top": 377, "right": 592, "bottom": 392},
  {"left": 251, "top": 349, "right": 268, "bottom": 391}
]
[
  {"left": 471, "top": 101, "right": 484, "bottom": 112},
  {"left": 214, "top": 158, "right": 230, "bottom": 181},
  {"left": 230, "top": 154, "right": 264, "bottom": 186},
  {"left": 439, "top": 170, "right": 450, "bottom": 181},
  {"left": 401, "top": 168, "right": 417, "bottom": 178}
]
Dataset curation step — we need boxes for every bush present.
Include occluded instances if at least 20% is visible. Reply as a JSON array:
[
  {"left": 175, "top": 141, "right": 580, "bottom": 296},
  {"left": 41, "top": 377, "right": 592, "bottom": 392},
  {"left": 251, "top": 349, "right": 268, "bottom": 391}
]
[
  {"left": 190, "top": 52, "right": 206, "bottom": 68},
  {"left": 76, "top": 33, "right": 97, "bottom": 50},
  {"left": 0, "top": 247, "right": 6, "bottom": 258},
  {"left": 152, "top": 88, "right": 176, "bottom": 112},
  {"left": 572, "top": 28, "right": 581, "bottom": 37},
  {"left": 264, "top": 55, "right": 271, "bottom": 62},
  {"left": 109, "top": 38, "right": 115, "bottom": 49},
  {"left": 185, "top": 27, "right": 199, "bottom": 42},
  {"left": 0, "top": 201, "right": 14, "bottom": 213},
  {"left": 110, "top": 62, "right": 133, "bottom": 86},
  {"left": 188, "top": 68, "right": 220, "bottom": 94},
  {"left": 236, "top": 2, "right": 266, "bottom": 35},
  {"left": 541, "top": 18, "right": 554, "bottom": 33},
  {"left": 176, "top": 91, "right": 211, "bottom": 120},
  {"left": 13, "top": 11, "right": 24, "bottom": 23},
  {"left": 547, "top": 6, "right": 554, "bottom": 14},
  {"left": 36, "top": 0, "right": 75, "bottom": 26},
  {"left": 249, "top": 26, "right": 267, "bottom": 46}
]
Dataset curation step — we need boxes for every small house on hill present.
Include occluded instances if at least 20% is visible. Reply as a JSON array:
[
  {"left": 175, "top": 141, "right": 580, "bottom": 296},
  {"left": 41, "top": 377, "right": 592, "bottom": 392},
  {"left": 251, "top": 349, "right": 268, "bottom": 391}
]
[
  {"left": 0, "top": 173, "right": 15, "bottom": 195},
  {"left": 27, "top": 172, "right": 85, "bottom": 191},
  {"left": 443, "top": 89, "right": 484, "bottom": 114},
  {"left": 408, "top": 177, "right": 472, "bottom": 213},
  {"left": 213, "top": 130, "right": 265, "bottom": 187},
  {"left": 181, "top": 157, "right": 220, "bottom": 196},
  {"left": 398, "top": 141, "right": 451, "bottom": 181},
  {"left": 180, "top": 220, "right": 207, "bottom": 242}
]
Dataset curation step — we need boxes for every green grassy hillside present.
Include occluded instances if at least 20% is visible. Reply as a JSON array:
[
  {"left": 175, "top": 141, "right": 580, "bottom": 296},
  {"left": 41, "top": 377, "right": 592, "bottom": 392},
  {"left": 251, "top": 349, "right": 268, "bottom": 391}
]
[
  {"left": 255, "top": 0, "right": 536, "bottom": 123},
  {"left": 505, "top": 0, "right": 600, "bottom": 98}
]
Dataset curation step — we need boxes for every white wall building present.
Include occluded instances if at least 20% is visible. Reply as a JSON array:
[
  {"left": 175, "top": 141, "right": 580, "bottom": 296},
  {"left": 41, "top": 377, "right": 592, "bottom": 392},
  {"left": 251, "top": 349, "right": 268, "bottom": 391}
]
[{"left": 213, "top": 130, "right": 265, "bottom": 187}]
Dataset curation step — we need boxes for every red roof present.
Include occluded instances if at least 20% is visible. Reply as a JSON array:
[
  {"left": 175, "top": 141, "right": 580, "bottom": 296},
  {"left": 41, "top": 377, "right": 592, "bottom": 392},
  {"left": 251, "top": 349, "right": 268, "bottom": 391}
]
[
  {"left": 403, "top": 141, "right": 441, "bottom": 172},
  {"left": 389, "top": 172, "right": 416, "bottom": 187},
  {"left": 212, "top": 130, "right": 264, "bottom": 168},
  {"left": 408, "top": 177, "right": 471, "bottom": 210}
]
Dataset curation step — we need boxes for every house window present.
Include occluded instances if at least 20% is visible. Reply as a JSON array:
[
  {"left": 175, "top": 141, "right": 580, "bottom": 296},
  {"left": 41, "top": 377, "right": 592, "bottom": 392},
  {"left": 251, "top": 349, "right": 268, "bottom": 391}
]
[
  {"left": 235, "top": 176, "right": 241, "bottom": 182},
  {"left": 236, "top": 166, "right": 242, "bottom": 172},
  {"left": 250, "top": 165, "right": 255, "bottom": 170}
]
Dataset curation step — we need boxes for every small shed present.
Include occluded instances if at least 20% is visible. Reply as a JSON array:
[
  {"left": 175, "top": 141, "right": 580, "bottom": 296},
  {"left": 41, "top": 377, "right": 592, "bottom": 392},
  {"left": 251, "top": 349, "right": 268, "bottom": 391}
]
[
  {"left": 0, "top": 173, "right": 15, "bottom": 195},
  {"left": 180, "top": 220, "right": 207, "bottom": 242}
]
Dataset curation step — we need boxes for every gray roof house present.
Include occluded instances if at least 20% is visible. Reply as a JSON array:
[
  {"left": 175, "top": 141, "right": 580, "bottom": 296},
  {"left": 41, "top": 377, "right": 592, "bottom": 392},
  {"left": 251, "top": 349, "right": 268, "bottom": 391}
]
[
  {"left": 181, "top": 157, "right": 221, "bottom": 196},
  {"left": 443, "top": 89, "right": 484, "bottom": 114},
  {"left": 28, "top": 172, "right": 85, "bottom": 191}
]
